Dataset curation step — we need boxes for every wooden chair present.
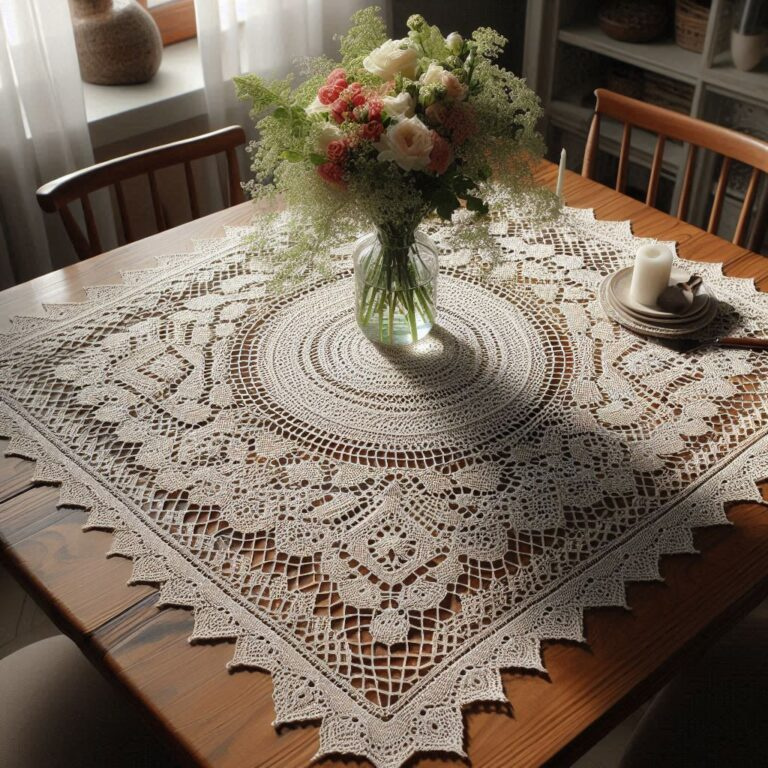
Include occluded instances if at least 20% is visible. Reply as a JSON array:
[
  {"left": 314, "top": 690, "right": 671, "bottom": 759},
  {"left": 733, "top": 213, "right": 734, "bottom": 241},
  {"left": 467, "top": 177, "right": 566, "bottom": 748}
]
[
  {"left": 37, "top": 125, "right": 247, "bottom": 260},
  {"left": 582, "top": 89, "right": 768, "bottom": 251},
  {"left": 0, "top": 635, "right": 179, "bottom": 766}
]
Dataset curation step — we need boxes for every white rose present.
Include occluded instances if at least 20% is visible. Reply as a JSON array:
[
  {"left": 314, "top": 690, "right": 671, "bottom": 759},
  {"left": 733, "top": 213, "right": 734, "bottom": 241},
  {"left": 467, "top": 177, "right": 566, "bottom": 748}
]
[
  {"left": 446, "top": 32, "right": 463, "bottom": 54},
  {"left": 363, "top": 38, "right": 419, "bottom": 80},
  {"left": 420, "top": 62, "right": 445, "bottom": 86},
  {"left": 420, "top": 61, "right": 467, "bottom": 101},
  {"left": 381, "top": 91, "right": 415, "bottom": 119},
  {"left": 375, "top": 116, "right": 434, "bottom": 172},
  {"left": 315, "top": 123, "right": 343, "bottom": 152}
]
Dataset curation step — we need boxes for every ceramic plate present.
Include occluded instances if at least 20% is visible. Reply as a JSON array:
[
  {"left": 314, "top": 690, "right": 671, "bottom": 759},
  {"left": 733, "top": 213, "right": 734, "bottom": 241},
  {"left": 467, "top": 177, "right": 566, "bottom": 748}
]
[
  {"left": 612, "top": 292, "right": 712, "bottom": 325},
  {"left": 599, "top": 274, "right": 719, "bottom": 339},
  {"left": 608, "top": 266, "right": 711, "bottom": 320}
]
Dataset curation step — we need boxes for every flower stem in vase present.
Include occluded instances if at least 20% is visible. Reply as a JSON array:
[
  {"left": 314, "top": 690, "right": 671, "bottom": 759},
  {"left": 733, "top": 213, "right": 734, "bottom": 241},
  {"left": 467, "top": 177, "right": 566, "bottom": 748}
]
[{"left": 354, "top": 227, "right": 438, "bottom": 346}]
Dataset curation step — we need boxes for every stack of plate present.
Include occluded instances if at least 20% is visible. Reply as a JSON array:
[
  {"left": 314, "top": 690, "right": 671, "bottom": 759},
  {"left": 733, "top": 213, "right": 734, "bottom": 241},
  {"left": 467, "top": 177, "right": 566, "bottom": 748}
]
[{"left": 599, "top": 267, "right": 719, "bottom": 338}]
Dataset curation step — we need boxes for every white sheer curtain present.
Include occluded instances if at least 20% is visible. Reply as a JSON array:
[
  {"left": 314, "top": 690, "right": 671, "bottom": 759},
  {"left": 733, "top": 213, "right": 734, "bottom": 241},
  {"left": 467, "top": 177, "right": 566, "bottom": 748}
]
[
  {"left": 194, "top": 0, "right": 378, "bottom": 131},
  {"left": 0, "top": 0, "right": 111, "bottom": 288}
]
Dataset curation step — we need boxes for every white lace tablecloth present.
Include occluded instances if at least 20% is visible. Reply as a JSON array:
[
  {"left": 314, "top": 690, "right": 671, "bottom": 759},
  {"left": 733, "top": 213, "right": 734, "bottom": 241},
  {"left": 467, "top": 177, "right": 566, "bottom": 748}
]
[{"left": 1, "top": 205, "right": 767, "bottom": 767}]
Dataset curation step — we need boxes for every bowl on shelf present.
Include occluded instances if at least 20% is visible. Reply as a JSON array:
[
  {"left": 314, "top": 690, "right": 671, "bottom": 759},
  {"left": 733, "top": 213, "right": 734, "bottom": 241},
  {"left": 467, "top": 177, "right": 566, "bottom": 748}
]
[{"left": 598, "top": 0, "right": 670, "bottom": 43}]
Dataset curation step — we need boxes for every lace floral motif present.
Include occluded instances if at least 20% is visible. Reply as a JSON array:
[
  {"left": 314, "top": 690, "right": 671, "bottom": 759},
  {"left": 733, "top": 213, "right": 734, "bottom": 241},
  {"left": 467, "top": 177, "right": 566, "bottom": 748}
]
[{"left": 0, "top": 206, "right": 767, "bottom": 768}]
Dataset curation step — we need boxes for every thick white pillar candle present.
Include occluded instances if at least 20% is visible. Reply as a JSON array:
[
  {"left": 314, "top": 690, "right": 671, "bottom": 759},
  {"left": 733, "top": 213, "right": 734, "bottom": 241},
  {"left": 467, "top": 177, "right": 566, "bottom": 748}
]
[
  {"left": 556, "top": 148, "right": 566, "bottom": 200},
  {"left": 629, "top": 244, "right": 674, "bottom": 306}
]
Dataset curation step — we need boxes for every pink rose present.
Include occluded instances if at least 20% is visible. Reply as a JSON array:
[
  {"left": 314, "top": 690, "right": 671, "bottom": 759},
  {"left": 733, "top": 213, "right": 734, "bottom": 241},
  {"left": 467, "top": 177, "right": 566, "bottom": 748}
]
[
  {"left": 424, "top": 103, "right": 448, "bottom": 126},
  {"left": 318, "top": 84, "right": 339, "bottom": 105},
  {"left": 317, "top": 162, "right": 345, "bottom": 186},
  {"left": 360, "top": 121, "right": 384, "bottom": 141},
  {"left": 328, "top": 84, "right": 369, "bottom": 124},
  {"left": 444, "top": 103, "right": 478, "bottom": 145},
  {"left": 420, "top": 63, "right": 468, "bottom": 102},
  {"left": 330, "top": 98, "right": 349, "bottom": 124},
  {"left": 427, "top": 132, "right": 453, "bottom": 175},
  {"left": 326, "top": 67, "right": 347, "bottom": 84},
  {"left": 326, "top": 139, "right": 348, "bottom": 163},
  {"left": 347, "top": 83, "right": 366, "bottom": 107},
  {"left": 441, "top": 71, "right": 468, "bottom": 101}
]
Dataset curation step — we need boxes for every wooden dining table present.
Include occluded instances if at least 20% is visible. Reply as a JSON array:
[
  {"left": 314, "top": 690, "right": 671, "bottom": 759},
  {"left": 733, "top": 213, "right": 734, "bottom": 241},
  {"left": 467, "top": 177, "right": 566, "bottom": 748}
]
[{"left": 1, "top": 162, "right": 767, "bottom": 768}]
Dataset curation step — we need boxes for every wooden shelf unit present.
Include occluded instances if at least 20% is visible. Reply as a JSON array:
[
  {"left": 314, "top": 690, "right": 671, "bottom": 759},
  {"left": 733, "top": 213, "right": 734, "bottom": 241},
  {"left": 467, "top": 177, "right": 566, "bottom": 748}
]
[{"left": 558, "top": 23, "right": 702, "bottom": 84}]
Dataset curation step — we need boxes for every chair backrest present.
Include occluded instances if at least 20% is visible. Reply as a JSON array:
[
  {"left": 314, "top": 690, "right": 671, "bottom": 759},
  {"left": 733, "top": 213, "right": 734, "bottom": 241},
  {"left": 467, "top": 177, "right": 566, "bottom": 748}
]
[
  {"left": 582, "top": 89, "right": 768, "bottom": 250},
  {"left": 37, "top": 125, "right": 247, "bottom": 260}
]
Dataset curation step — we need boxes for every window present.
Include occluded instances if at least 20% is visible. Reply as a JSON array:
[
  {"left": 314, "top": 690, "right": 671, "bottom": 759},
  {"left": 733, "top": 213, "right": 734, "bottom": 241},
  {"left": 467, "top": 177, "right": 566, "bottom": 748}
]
[{"left": 139, "top": 0, "right": 196, "bottom": 46}]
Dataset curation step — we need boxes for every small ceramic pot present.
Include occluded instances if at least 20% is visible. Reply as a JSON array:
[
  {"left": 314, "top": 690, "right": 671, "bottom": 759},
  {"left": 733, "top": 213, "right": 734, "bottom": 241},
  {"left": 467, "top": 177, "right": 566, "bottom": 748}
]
[
  {"left": 731, "top": 29, "right": 768, "bottom": 71},
  {"left": 69, "top": 0, "right": 162, "bottom": 85}
]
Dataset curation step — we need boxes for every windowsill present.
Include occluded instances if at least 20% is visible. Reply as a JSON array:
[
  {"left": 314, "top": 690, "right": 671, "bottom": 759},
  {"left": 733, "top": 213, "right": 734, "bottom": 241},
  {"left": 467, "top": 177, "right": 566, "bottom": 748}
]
[{"left": 84, "top": 38, "right": 206, "bottom": 148}]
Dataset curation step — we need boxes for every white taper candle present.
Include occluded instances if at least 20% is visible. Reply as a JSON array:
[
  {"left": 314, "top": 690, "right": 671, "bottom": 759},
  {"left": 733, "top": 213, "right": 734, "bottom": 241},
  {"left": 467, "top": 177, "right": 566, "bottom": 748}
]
[
  {"left": 629, "top": 244, "right": 674, "bottom": 307},
  {"left": 556, "top": 148, "right": 566, "bottom": 200}
]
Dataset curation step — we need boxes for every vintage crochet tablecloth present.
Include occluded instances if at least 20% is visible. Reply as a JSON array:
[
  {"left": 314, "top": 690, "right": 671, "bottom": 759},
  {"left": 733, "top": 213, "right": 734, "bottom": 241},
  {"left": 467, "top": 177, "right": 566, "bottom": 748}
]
[{"left": 1, "top": 205, "right": 767, "bottom": 767}]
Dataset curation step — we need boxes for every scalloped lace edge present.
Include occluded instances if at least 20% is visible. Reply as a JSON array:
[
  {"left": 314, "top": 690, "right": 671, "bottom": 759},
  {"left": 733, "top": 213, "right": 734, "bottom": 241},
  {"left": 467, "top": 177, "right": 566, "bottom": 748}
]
[{"left": 0, "top": 210, "right": 766, "bottom": 768}]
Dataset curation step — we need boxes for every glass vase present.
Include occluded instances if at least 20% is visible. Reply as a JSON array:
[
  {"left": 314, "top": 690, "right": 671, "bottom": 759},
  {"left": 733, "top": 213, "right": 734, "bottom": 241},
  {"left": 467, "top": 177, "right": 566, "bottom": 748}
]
[{"left": 353, "top": 227, "right": 438, "bottom": 346}]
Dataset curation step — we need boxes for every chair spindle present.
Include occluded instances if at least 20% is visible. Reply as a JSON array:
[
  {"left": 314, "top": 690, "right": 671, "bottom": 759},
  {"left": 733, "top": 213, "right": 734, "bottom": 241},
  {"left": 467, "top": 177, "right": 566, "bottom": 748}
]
[
  {"left": 81, "top": 195, "right": 102, "bottom": 255},
  {"left": 708, "top": 157, "right": 732, "bottom": 234},
  {"left": 646, "top": 135, "right": 666, "bottom": 207},
  {"left": 734, "top": 168, "right": 760, "bottom": 247},
  {"left": 148, "top": 171, "right": 166, "bottom": 231},
  {"left": 616, "top": 123, "right": 632, "bottom": 193},
  {"left": 59, "top": 205, "right": 92, "bottom": 260},
  {"left": 114, "top": 181, "right": 134, "bottom": 243},
  {"left": 677, "top": 145, "right": 698, "bottom": 221},
  {"left": 184, "top": 161, "right": 200, "bottom": 219}
]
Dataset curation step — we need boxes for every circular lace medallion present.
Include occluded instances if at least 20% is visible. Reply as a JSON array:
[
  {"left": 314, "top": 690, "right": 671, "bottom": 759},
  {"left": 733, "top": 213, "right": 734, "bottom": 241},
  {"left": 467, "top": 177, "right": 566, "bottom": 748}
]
[{"left": 231, "top": 273, "right": 567, "bottom": 466}]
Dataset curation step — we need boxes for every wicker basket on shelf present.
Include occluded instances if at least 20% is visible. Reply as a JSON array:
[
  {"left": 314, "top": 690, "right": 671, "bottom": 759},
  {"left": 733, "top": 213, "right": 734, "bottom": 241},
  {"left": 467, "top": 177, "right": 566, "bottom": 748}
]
[
  {"left": 675, "top": 0, "right": 711, "bottom": 53},
  {"left": 598, "top": 0, "right": 669, "bottom": 43}
]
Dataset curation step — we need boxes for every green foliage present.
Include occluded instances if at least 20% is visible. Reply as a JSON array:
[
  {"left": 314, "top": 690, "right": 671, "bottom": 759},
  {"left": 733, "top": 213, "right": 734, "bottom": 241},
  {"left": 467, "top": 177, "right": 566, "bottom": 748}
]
[
  {"left": 408, "top": 16, "right": 449, "bottom": 62},
  {"left": 233, "top": 74, "right": 293, "bottom": 116},
  {"left": 338, "top": 6, "right": 388, "bottom": 71}
]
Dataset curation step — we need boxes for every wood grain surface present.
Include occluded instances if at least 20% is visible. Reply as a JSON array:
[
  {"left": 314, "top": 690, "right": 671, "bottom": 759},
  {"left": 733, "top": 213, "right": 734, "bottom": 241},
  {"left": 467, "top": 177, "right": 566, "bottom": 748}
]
[{"left": 1, "top": 162, "right": 766, "bottom": 768}]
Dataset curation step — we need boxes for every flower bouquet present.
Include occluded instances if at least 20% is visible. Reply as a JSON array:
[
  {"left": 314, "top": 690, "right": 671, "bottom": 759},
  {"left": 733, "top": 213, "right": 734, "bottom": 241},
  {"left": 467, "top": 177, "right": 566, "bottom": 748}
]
[{"left": 236, "top": 6, "right": 552, "bottom": 345}]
